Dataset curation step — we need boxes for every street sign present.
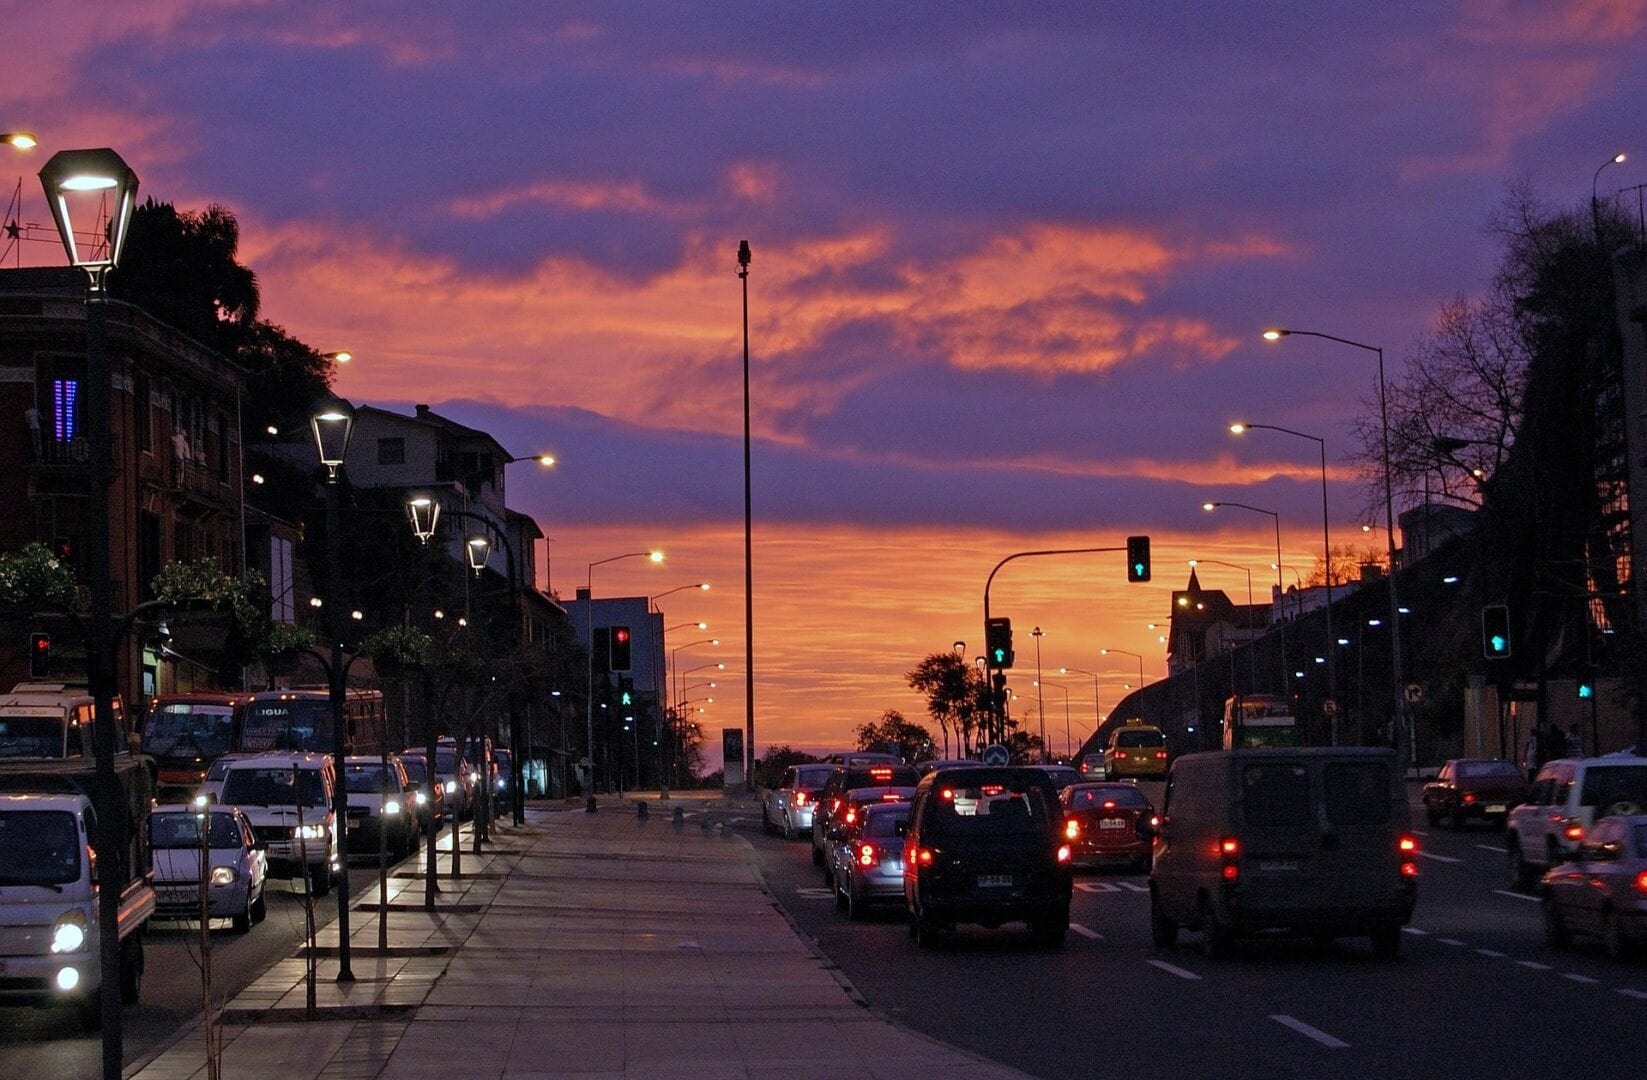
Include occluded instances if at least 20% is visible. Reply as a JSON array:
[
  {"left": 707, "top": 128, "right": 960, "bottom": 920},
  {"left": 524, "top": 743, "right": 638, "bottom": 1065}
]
[
  {"left": 1404, "top": 683, "right": 1425, "bottom": 705},
  {"left": 981, "top": 743, "right": 1009, "bottom": 766},
  {"left": 1322, "top": 698, "right": 1338, "bottom": 718}
]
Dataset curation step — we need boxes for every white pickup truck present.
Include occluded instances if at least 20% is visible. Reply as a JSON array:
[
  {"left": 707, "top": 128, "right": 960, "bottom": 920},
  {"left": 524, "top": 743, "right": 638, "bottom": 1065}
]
[{"left": 0, "top": 683, "right": 156, "bottom": 1030}]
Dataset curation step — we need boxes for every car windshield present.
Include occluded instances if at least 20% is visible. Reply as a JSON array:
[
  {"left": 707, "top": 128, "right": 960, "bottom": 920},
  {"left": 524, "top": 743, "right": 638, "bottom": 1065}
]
[
  {"left": 436, "top": 750, "right": 459, "bottom": 774},
  {"left": 1116, "top": 729, "right": 1165, "bottom": 747},
  {"left": 221, "top": 766, "right": 327, "bottom": 807},
  {"left": 150, "top": 812, "right": 244, "bottom": 849},
  {"left": 1039, "top": 768, "right": 1080, "bottom": 788},
  {"left": 1579, "top": 765, "right": 1647, "bottom": 813},
  {"left": 343, "top": 764, "right": 399, "bottom": 794},
  {"left": 931, "top": 783, "right": 1051, "bottom": 834},
  {"left": 864, "top": 808, "right": 911, "bottom": 838},
  {"left": 0, "top": 810, "right": 79, "bottom": 885},
  {"left": 400, "top": 758, "right": 429, "bottom": 783},
  {"left": 206, "top": 758, "right": 237, "bottom": 782},
  {"left": 1069, "top": 786, "right": 1149, "bottom": 810},
  {"left": 1457, "top": 760, "right": 1522, "bottom": 780},
  {"left": 143, "top": 704, "right": 234, "bottom": 759},
  {"left": 1242, "top": 763, "right": 1311, "bottom": 827},
  {"left": 0, "top": 714, "right": 65, "bottom": 758}
]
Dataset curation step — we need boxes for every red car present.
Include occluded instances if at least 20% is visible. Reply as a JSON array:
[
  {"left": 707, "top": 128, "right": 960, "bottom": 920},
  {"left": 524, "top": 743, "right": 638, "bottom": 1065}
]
[
  {"left": 1422, "top": 758, "right": 1528, "bottom": 829},
  {"left": 1059, "top": 782, "right": 1156, "bottom": 871}
]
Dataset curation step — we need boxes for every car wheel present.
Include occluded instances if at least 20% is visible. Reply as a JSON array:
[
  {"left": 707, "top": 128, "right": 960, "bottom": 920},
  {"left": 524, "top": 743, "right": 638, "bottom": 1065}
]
[
  {"left": 1542, "top": 895, "right": 1572, "bottom": 950},
  {"left": 251, "top": 887, "right": 267, "bottom": 924},
  {"left": 811, "top": 839, "right": 823, "bottom": 866},
  {"left": 1449, "top": 808, "right": 1467, "bottom": 830},
  {"left": 782, "top": 814, "right": 797, "bottom": 842},
  {"left": 311, "top": 866, "right": 332, "bottom": 898},
  {"left": 847, "top": 879, "right": 869, "bottom": 922},
  {"left": 1603, "top": 908, "right": 1629, "bottom": 960},
  {"left": 913, "top": 904, "right": 943, "bottom": 950},
  {"left": 1200, "top": 897, "right": 1232, "bottom": 960},
  {"left": 1149, "top": 888, "right": 1178, "bottom": 948},
  {"left": 1425, "top": 802, "right": 1441, "bottom": 827},
  {"left": 118, "top": 934, "right": 144, "bottom": 1005},
  {"left": 1509, "top": 839, "right": 1537, "bottom": 891},
  {"left": 1034, "top": 906, "right": 1070, "bottom": 949},
  {"left": 232, "top": 895, "right": 253, "bottom": 934},
  {"left": 1369, "top": 923, "right": 1401, "bottom": 960}
]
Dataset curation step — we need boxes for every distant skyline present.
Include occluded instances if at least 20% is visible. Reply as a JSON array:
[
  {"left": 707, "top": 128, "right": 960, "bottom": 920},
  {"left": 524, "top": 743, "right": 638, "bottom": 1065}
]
[{"left": 5, "top": 3, "right": 1644, "bottom": 764}]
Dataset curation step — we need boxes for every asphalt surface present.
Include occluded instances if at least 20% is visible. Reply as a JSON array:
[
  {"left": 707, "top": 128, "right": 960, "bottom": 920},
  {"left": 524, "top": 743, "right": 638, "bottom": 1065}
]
[{"left": 745, "top": 782, "right": 1647, "bottom": 1080}]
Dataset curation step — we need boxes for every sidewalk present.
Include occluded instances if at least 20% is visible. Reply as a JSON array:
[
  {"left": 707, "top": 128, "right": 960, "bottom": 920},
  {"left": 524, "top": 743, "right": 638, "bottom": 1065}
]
[{"left": 131, "top": 794, "right": 1028, "bottom": 1079}]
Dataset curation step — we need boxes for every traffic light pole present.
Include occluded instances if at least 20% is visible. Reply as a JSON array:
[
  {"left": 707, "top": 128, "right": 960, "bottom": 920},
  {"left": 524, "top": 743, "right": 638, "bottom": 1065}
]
[{"left": 983, "top": 546, "right": 1127, "bottom": 748}]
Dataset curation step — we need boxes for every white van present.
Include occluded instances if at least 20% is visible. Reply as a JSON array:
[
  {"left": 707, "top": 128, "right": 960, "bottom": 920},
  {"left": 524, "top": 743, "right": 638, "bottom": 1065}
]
[
  {"left": 1507, "top": 756, "right": 1647, "bottom": 888},
  {"left": 218, "top": 752, "right": 338, "bottom": 896}
]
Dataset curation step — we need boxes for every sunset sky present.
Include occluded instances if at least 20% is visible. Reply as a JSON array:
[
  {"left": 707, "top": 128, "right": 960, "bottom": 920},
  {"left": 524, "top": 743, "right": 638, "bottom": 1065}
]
[{"left": 4, "top": 2, "right": 1644, "bottom": 764}]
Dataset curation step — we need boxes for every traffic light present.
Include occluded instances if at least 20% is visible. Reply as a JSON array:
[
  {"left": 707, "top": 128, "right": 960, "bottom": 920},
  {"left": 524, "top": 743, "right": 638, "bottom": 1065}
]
[
  {"left": 1481, "top": 604, "right": 1511, "bottom": 659},
  {"left": 985, "top": 617, "right": 1014, "bottom": 669},
  {"left": 1126, "top": 535, "right": 1151, "bottom": 582},
  {"left": 1578, "top": 681, "right": 1594, "bottom": 700},
  {"left": 27, "top": 632, "right": 49, "bottom": 678},
  {"left": 610, "top": 625, "right": 632, "bottom": 672}
]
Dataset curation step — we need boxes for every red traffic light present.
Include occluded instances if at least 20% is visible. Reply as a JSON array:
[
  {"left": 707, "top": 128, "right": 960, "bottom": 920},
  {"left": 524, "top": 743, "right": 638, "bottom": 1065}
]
[
  {"left": 614, "top": 627, "right": 630, "bottom": 644},
  {"left": 28, "top": 632, "right": 50, "bottom": 677}
]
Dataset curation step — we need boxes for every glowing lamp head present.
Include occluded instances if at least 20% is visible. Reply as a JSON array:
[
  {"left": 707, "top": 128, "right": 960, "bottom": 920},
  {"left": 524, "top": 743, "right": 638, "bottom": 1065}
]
[
  {"left": 2, "top": 132, "right": 39, "bottom": 150},
  {"left": 536, "top": 454, "right": 556, "bottom": 466},
  {"left": 1261, "top": 329, "right": 1286, "bottom": 341},
  {"left": 647, "top": 550, "right": 664, "bottom": 563},
  {"left": 38, "top": 147, "right": 140, "bottom": 283},
  {"left": 1229, "top": 422, "right": 1248, "bottom": 434}
]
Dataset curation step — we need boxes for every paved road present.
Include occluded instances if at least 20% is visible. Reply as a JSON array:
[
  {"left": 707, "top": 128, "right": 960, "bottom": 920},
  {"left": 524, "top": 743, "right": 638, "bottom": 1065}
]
[
  {"left": 0, "top": 828, "right": 452, "bottom": 1080},
  {"left": 746, "top": 783, "right": 1647, "bottom": 1080}
]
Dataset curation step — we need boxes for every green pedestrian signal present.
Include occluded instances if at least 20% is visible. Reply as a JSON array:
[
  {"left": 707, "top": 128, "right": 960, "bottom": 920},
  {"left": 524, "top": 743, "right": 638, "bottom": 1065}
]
[
  {"left": 985, "top": 616, "right": 1014, "bottom": 669},
  {"left": 1126, "top": 535, "right": 1151, "bottom": 583},
  {"left": 1481, "top": 604, "right": 1511, "bottom": 660}
]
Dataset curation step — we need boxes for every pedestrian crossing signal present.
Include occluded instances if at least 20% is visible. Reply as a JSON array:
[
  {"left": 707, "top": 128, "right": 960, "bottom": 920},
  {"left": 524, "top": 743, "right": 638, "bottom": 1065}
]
[{"left": 1126, "top": 535, "right": 1151, "bottom": 582}]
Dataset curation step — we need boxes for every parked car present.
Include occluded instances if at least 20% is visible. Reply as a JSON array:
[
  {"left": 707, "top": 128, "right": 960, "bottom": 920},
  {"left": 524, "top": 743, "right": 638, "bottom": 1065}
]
[
  {"left": 811, "top": 763, "right": 920, "bottom": 866},
  {"left": 1422, "top": 758, "right": 1528, "bottom": 829},
  {"left": 902, "top": 766, "right": 1073, "bottom": 948},
  {"left": 218, "top": 752, "right": 339, "bottom": 896},
  {"left": 1507, "top": 756, "right": 1647, "bottom": 889},
  {"left": 1541, "top": 814, "right": 1647, "bottom": 958},
  {"left": 1149, "top": 747, "right": 1416, "bottom": 959},
  {"left": 762, "top": 763, "right": 835, "bottom": 840},
  {"left": 342, "top": 756, "right": 420, "bottom": 859},
  {"left": 149, "top": 804, "right": 267, "bottom": 933},
  {"left": 1060, "top": 782, "right": 1156, "bottom": 872},
  {"left": 830, "top": 801, "right": 914, "bottom": 920}
]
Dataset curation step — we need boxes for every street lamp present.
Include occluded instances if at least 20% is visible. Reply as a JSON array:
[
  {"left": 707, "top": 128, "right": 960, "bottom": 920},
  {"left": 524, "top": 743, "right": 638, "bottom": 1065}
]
[
  {"left": 465, "top": 536, "right": 491, "bottom": 574},
  {"left": 39, "top": 145, "right": 138, "bottom": 1077},
  {"left": 651, "top": 581, "right": 710, "bottom": 611},
  {"left": 1099, "top": 646, "right": 1146, "bottom": 688},
  {"left": 322, "top": 350, "right": 352, "bottom": 364},
  {"left": 1030, "top": 627, "right": 1046, "bottom": 761},
  {"left": 1204, "top": 499, "right": 1287, "bottom": 695},
  {"left": 1059, "top": 666, "right": 1102, "bottom": 742},
  {"left": 1035, "top": 679, "right": 1073, "bottom": 759},
  {"left": 1593, "top": 151, "right": 1628, "bottom": 242},
  {"left": 585, "top": 550, "right": 663, "bottom": 811},
  {"left": 2, "top": 131, "right": 38, "bottom": 149},
  {"left": 308, "top": 395, "right": 356, "bottom": 984},
  {"left": 737, "top": 239, "right": 756, "bottom": 785},
  {"left": 406, "top": 496, "right": 440, "bottom": 543},
  {"left": 1260, "top": 329, "right": 1398, "bottom": 756},
  {"left": 1186, "top": 560, "right": 1258, "bottom": 698}
]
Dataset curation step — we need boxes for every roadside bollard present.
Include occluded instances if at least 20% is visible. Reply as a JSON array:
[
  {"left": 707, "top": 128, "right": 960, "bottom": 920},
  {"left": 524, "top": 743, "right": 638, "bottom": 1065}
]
[
  {"left": 636, "top": 800, "right": 649, "bottom": 820},
  {"left": 672, "top": 807, "right": 685, "bottom": 828}
]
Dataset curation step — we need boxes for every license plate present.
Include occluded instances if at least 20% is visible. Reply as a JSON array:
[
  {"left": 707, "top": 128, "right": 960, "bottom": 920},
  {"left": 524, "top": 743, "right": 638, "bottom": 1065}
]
[
  {"left": 1099, "top": 818, "right": 1126, "bottom": 830},
  {"left": 977, "top": 874, "right": 1013, "bottom": 888},
  {"left": 1257, "top": 859, "right": 1299, "bottom": 872},
  {"left": 1486, "top": 804, "right": 1506, "bottom": 813}
]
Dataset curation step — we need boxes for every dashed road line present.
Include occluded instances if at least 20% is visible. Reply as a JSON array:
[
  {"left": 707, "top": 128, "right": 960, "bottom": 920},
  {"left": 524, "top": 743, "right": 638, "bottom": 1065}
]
[
  {"left": 1475, "top": 948, "right": 1507, "bottom": 958},
  {"left": 1517, "top": 960, "right": 1552, "bottom": 971},
  {"left": 1270, "top": 1015, "right": 1349, "bottom": 1049},
  {"left": 1563, "top": 973, "right": 1599, "bottom": 984},
  {"left": 1493, "top": 889, "right": 1538, "bottom": 902},
  {"left": 1617, "top": 988, "right": 1647, "bottom": 1000},
  {"left": 1411, "top": 830, "right": 1429, "bottom": 837},
  {"left": 1401, "top": 927, "right": 1429, "bottom": 936},
  {"left": 1437, "top": 938, "right": 1467, "bottom": 946},
  {"left": 1419, "top": 851, "right": 1462, "bottom": 864},
  {"left": 1118, "top": 881, "right": 1150, "bottom": 893},
  {"left": 1475, "top": 843, "right": 1509, "bottom": 854},
  {"left": 1069, "top": 923, "right": 1103, "bottom": 940},
  {"left": 1075, "top": 881, "right": 1121, "bottom": 894},
  {"left": 1146, "top": 959, "right": 1202, "bottom": 981}
]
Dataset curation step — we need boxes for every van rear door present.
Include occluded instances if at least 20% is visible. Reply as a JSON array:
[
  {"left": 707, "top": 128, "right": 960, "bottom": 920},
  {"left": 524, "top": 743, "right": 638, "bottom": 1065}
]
[
  {"left": 1314, "top": 758, "right": 1403, "bottom": 908},
  {"left": 1234, "top": 760, "right": 1321, "bottom": 907}
]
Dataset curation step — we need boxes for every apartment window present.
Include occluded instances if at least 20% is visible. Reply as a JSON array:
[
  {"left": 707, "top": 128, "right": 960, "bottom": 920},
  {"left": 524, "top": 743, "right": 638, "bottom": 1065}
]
[
  {"left": 377, "top": 437, "right": 405, "bottom": 465},
  {"left": 52, "top": 378, "right": 79, "bottom": 442}
]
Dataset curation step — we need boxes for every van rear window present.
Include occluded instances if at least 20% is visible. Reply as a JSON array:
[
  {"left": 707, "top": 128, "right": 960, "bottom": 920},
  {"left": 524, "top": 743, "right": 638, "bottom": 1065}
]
[
  {"left": 1241, "top": 764, "right": 1310, "bottom": 827},
  {"left": 1579, "top": 765, "right": 1647, "bottom": 814},
  {"left": 1323, "top": 762, "right": 1390, "bottom": 828},
  {"left": 1116, "top": 730, "right": 1164, "bottom": 747}
]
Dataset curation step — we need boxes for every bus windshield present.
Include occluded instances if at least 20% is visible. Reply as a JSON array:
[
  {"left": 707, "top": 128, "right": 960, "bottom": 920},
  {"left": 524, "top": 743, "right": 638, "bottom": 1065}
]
[
  {"left": 239, "top": 700, "right": 331, "bottom": 753},
  {"left": 0, "top": 714, "right": 65, "bottom": 758},
  {"left": 144, "top": 704, "right": 235, "bottom": 760}
]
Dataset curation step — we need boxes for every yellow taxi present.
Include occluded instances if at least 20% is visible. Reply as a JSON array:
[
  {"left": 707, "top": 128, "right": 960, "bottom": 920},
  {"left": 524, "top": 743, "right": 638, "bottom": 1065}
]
[{"left": 1104, "top": 720, "right": 1168, "bottom": 779}]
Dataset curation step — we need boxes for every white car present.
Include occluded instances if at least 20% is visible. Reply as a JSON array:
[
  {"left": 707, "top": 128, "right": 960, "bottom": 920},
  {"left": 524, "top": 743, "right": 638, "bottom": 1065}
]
[
  {"left": 149, "top": 804, "right": 267, "bottom": 932},
  {"left": 342, "top": 756, "right": 421, "bottom": 859},
  {"left": 199, "top": 752, "right": 258, "bottom": 804},
  {"left": 218, "top": 752, "right": 339, "bottom": 896}
]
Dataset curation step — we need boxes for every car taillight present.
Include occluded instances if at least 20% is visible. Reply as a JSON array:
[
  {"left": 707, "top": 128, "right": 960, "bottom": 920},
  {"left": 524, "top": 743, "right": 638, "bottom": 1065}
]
[
  {"left": 1064, "top": 818, "right": 1080, "bottom": 840},
  {"left": 858, "top": 843, "right": 878, "bottom": 867},
  {"left": 1635, "top": 870, "right": 1647, "bottom": 894},
  {"left": 1155, "top": 750, "right": 1168, "bottom": 759},
  {"left": 869, "top": 767, "right": 893, "bottom": 780},
  {"left": 881, "top": 793, "right": 902, "bottom": 801},
  {"left": 1222, "top": 864, "right": 1239, "bottom": 880},
  {"left": 1563, "top": 819, "right": 1584, "bottom": 842},
  {"left": 793, "top": 791, "right": 807, "bottom": 806},
  {"left": 916, "top": 847, "right": 934, "bottom": 865},
  {"left": 1149, "top": 815, "right": 1160, "bottom": 828},
  {"left": 940, "top": 788, "right": 954, "bottom": 800},
  {"left": 1057, "top": 844, "right": 1072, "bottom": 863},
  {"left": 1398, "top": 835, "right": 1417, "bottom": 854},
  {"left": 1115, "top": 751, "right": 1129, "bottom": 760},
  {"left": 1462, "top": 792, "right": 1475, "bottom": 804},
  {"left": 1101, "top": 800, "right": 1117, "bottom": 810},
  {"left": 1218, "top": 835, "right": 1239, "bottom": 880},
  {"left": 1398, "top": 833, "right": 1419, "bottom": 877},
  {"left": 1219, "top": 836, "right": 1239, "bottom": 856},
  {"left": 981, "top": 784, "right": 1004, "bottom": 795},
  {"left": 1401, "top": 861, "right": 1419, "bottom": 877},
  {"left": 844, "top": 808, "right": 857, "bottom": 824}
]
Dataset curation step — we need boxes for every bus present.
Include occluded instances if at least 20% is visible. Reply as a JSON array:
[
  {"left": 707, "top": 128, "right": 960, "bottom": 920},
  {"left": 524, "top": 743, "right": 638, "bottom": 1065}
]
[
  {"left": 1222, "top": 694, "right": 1299, "bottom": 750},
  {"left": 235, "top": 689, "right": 387, "bottom": 756},
  {"left": 140, "top": 691, "right": 252, "bottom": 798}
]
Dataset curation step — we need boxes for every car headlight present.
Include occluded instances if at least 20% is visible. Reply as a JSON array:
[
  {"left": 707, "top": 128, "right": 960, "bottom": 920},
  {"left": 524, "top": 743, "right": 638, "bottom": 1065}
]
[
  {"left": 55, "top": 966, "right": 80, "bottom": 992},
  {"left": 469, "top": 771, "right": 480, "bottom": 784},
  {"left": 383, "top": 800, "right": 401, "bottom": 816},
  {"left": 293, "top": 823, "right": 328, "bottom": 840},
  {"left": 443, "top": 780, "right": 456, "bottom": 794},
  {"left": 414, "top": 791, "right": 427, "bottom": 806},
  {"left": 50, "top": 911, "right": 87, "bottom": 954},
  {"left": 210, "top": 866, "right": 238, "bottom": 886}
]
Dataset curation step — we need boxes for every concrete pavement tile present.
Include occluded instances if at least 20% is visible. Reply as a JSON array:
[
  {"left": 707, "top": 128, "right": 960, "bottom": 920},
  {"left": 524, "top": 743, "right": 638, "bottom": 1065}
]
[
  {"left": 211, "top": 1023, "right": 355, "bottom": 1079},
  {"left": 504, "top": 1019, "right": 625, "bottom": 1073}
]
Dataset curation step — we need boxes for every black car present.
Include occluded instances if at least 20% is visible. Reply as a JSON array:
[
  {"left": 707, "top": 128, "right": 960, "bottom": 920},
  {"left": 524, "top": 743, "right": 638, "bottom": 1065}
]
[
  {"left": 902, "top": 766, "right": 1074, "bottom": 948},
  {"left": 811, "top": 763, "right": 921, "bottom": 865}
]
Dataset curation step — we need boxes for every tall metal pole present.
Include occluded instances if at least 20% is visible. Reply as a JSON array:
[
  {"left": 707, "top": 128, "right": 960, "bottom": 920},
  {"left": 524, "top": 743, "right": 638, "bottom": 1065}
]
[
  {"left": 324, "top": 479, "right": 354, "bottom": 982},
  {"left": 585, "top": 563, "right": 598, "bottom": 813},
  {"left": 1032, "top": 627, "right": 1045, "bottom": 762},
  {"left": 1372, "top": 346, "right": 1407, "bottom": 762},
  {"left": 738, "top": 240, "right": 755, "bottom": 785}
]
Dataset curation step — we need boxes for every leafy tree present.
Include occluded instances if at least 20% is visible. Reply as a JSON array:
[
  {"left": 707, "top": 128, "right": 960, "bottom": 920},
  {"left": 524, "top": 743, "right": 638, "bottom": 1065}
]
[
  {"left": 111, "top": 200, "right": 259, "bottom": 356},
  {"left": 238, "top": 319, "right": 333, "bottom": 440},
  {"left": 1003, "top": 728, "right": 1043, "bottom": 766},
  {"left": 854, "top": 709, "right": 934, "bottom": 763},
  {"left": 758, "top": 744, "right": 821, "bottom": 781},
  {"left": 906, "top": 652, "right": 987, "bottom": 756}
]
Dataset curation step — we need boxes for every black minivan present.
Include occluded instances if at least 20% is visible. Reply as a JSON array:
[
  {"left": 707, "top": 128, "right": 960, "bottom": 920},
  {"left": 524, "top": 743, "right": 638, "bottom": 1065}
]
[{"left": 902, "top": 766, "right": 1074, "bottom": 948}]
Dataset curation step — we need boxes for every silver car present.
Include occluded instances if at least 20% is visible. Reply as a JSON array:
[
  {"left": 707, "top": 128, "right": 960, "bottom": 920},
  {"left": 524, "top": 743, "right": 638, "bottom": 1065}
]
[
  {"left": 763, "top": 764, "right": 835, "bottom": 840},
  {"left": 822, "top": 786, "right": 916, "bottom": 886},
  {"left": 1542, "top": 814, "right": 1647, "bottom": 958},
  {"left": 149, "top": 804, "right": 268, "bottom": 933},
  {"left": 829, "top": 801, "right": 913, "bottom": 920}
]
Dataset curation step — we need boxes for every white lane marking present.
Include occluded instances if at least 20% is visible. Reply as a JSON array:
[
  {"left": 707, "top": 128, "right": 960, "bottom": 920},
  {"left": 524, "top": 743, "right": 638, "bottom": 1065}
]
[
  {"left": 1401, "top": 927, "right": 1429, "bottom": 936},
  {"left": 1517, "top": 961, "right": 1552, "bottom": 971},
  {"left": 1119, "top": 881, "right": 1150, "bottom": 893},
  {"left": 1411, "top": 830, "right": 1429, "bottom": 837},
  {"left": 1270, "top": 1015, "right": 1349, "bottom": 1049},
  {"left": 1617, "top": 988, "right": 1647, "bottom": 1000},
  {"left": 1076, "top": 882, "right": 1121, "bottom": 894},
  {"left": 1069, "top": 922, "right": 1103, "bottom": 940},
  {"left": 1420, "top": 851, "right": 1462, "bottom": 864},
  {"left": 1475, "top": 948, "right": 1507, "bottom": 958},
  {"left": 1436, "top": 937, "right": 1467, "bottom": 946},
  {"left": 1493, "top": 889, "right": 1539, "bottom": 903},
  {"left": 1476, "top": 844, "right": 1509, "bottom": 854},
  {"left": 794, "top": 887, "right": 834, "bottom": 899},
  {"left": 1146, "top": 959, "right": 1202, "bottom": 981},
  {"left": 1563, "top": 973, "right": 1599, "bottom": 984}
]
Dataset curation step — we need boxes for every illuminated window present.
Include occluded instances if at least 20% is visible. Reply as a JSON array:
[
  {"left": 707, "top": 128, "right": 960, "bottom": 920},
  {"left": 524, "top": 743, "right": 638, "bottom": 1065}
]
[{"left": 52, "top": 379, "right": 78, "bottom": 442}]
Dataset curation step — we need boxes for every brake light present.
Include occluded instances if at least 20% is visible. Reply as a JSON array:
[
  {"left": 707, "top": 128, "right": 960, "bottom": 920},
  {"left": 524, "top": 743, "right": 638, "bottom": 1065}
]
[
  {"left": 1149, "top": 815, "right": 1160, "bottom": 828},
  {"left": 1155, "top": 750, "right": 1168, "bottom": 759},
  {"left": 981, "top": 784, "right": 1004, "bottom": 795},
  {"left": 1635, "top": 870, "right": 1647, "bottom": 894},
  {"left": 1115, "top": 751, "right": 1129, "bottom": 760},
  {"left": 1101, "top": 800, "right": 1117, "bottom": 810},
  {"left": 793, "top": 792, "right": 807, "bottom": 807},
  {"left": 869, "top": 767, "right": 893, "bottom": 780},
  {"left": 881, "top": 793, "right": 902, "bottom": 801},
  {"left": 858, "top": 843, "right": 878, "bottom": 867},
  {"left": 1563, "top": 819, "right": 1584, "bottom": 842},
  {"left": 1065, "top": 819, "right": 1081, "bottom": 840},
  {"left": 1222, "top": 864, "right": 1239, "bottom": 880},
  {"left": 1401, "top": 861, "right": 1419, "bottom": 877},
  {"left": 1219, "top": 837, "right": 1239, "bottom": 856},
  {"left": 1219, "top": 835, "right": 1239, "bottom": 881},
  {"left": 916, "top": 847, "right": 934, "bottom": 865},
  {"left": 844, "top": 808, "right": 857, "bottom": 824},
  {"left": 1057, "top": 844, "right": 1072, "bottom": 863},
  {"left": 1462, "top": 792, "right": 1475, "bottom": 804},
  {"left": 1398, "top": 835, "right": 1417, "bottom": 854},
  {"left": 940, "top": 788, "right": 954, "bottom": 800}
]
